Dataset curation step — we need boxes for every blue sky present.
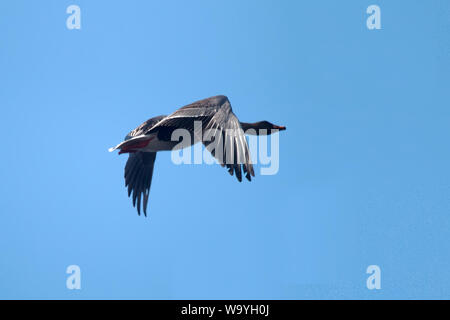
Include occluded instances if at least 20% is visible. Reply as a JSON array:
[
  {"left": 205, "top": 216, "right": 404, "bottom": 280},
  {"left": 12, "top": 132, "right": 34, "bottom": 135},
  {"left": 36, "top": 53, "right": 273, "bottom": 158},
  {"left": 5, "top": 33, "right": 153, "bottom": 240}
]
[{"left": 0, "top": 0, "right": 449, "bottom": 299}]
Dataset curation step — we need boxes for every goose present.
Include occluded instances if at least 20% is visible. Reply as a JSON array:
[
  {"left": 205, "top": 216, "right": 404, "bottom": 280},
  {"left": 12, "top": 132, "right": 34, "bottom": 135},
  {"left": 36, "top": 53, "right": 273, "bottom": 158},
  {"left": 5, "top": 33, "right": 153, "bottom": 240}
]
[{"left": 109, "top": 95, "right": 286, "bottom": 215}]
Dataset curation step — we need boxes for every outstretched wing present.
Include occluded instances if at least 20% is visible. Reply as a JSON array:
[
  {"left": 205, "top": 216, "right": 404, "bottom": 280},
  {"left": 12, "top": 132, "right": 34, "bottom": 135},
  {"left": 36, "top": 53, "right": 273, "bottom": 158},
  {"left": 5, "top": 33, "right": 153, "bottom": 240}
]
[
  {"left": 124, "top": 151, "right": 157, "bottom": 216},
  {"left": 148, "top": 95, "right": 254, "bottom": 182}
]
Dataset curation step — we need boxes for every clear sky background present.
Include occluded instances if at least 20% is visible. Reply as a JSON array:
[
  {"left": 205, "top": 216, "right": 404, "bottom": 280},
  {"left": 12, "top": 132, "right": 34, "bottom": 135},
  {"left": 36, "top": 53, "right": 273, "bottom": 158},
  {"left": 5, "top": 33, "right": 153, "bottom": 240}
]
[{"left": 0, "top": 0, "right": 449, "bottom": 299}]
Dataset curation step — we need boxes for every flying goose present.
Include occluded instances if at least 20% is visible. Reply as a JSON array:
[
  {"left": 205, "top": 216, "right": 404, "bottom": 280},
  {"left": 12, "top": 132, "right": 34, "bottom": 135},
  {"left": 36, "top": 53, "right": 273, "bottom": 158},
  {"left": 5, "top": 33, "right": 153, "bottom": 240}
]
[{"left": 109, "top": 95, "right": 286, "bottom": 215}]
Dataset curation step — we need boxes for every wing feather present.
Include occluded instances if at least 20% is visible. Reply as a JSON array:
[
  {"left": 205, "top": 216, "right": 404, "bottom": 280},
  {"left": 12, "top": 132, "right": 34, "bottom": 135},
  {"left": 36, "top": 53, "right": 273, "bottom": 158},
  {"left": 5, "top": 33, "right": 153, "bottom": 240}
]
[{"left": 124, "top": 152, "right": 157, "bottom": 216}]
